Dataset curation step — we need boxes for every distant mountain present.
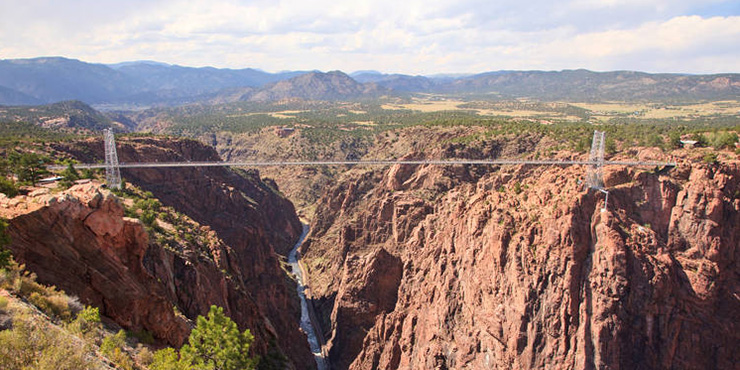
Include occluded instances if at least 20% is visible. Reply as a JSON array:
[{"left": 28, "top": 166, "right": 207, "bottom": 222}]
[
  {"left": 0, "top": 100, "right": 124, "bottom": 132},
  {"left": 0, "top": 57, "right": 137, "bottom": 104},
  {"left": 447, "top": 69, "right": 740, "bottom": 100},
  {"left": 0, "top": 85, "right": 42, "bottom": 105},
  {"left": 107, "top": 60, "right": 172, "bottom": 69},
  {"left": 350, "top": 70, "right": 383, "bottom": 78},
  {"left": 352, "top": 72, "right": 436, "bottom": 92},
  {"left": 113, "top": 62, "right": 300, "bottom": 92},
  {"left": 0, "top": 57, "right": 307, "bottom": 106},
  {"left": 248, "top": 71, "right": 388, "bottom": 102},
  {"left": 1, "top": 57, "right": 738, "bottom": 106}
]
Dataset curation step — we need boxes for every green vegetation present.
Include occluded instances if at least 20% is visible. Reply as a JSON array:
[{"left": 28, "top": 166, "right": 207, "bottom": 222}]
[
  {"left": 513, "top": 181, "right": 522, "bottom": 194},
  {"left": 0, "top": 235, "right": 146, "bottom": 369},
  {"left": 0, "top": 176, "right": 18, "bottom": 197},
  {"left": 703, "top": 152, "right": 719, "bottom": 164},
  {"left": 1, "top": 150, "right": 50, "bottom": 186},
  {"left": 0, "top": 100, "right": 113, "bottom": 133},
  {"left": 0, "top": 219, "right": 11, "bottom": 270},
  {"left": 101, "top": 330, "right": 137, "bottom": 370},
  {"left": 0, "top": 242, "right": 257, "bottom": 370},
  {"left": 708, "top": 131, "right": 739, "bottom": 149},
  {"left": 0, "top": 312, "right": 92, "bottom": 370},
  {"left": 151, "top": 305, "right": 258, "bottom": 370},
  {"left": 112, "top": 183, "right": 225, "bottom": 263},
  {"left": 151, "top": 98, "right": 740, "bottom": 159},
  {"left": 0, "top": 120, "right": 82, "bottom": 148}
]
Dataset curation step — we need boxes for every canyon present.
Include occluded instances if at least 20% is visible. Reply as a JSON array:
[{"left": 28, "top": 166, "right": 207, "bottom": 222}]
[
  {"left": 299, "top": 137, "right": 739, "bottom": 369},
  {"left": 0, "top": 130, "right": 738, "bottom": 370},
  {"left": 1, "top": 137, "right": 314, "bottom": 368}
]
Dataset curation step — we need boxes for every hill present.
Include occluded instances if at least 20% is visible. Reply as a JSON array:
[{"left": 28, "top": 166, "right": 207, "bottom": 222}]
[
  {"left": 448, "top": 69, "right": 740, "bottom": 100},
  {"left": 0, "top": 100, "right": 124, "bottom": 132},
  {"left": 247, "top": 71, "right": 387, "bottom": 102},
  {"left": 351, "top": 72, "right": 436, "bottom": 92},
  {"left": 353, "top": 69, "right": 740, "bottom": 100},
  {"left": 0, "top": 57, "right": 307, "bottom": 106},
  {"left": 0, "top": 85, "right": 42, "bottom": 105},
  {"left": 0, "top": 57, "right": 136, "bottom": 104}
]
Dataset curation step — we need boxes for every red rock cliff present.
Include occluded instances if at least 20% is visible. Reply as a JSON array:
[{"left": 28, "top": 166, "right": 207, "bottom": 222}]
[
  {"left": 302, "top": 145, "right": 739, "bottom": 369},
  {"left": 4, "top": 138, "right": 314, "bottom": 369}
]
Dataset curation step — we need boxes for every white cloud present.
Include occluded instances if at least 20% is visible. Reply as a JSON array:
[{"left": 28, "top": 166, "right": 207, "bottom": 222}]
[{"left": 0, "top": 0, "right": 738, "bottom": 74}]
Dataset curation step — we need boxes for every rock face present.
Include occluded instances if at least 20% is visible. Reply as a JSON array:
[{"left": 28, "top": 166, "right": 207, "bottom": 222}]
[
  {"left": 6, "top": 138, "right": 314, "bottom": 369},
  {"left": 2, "top": 183, "right": 192, "bottom": 345},
  {"left": 302, "top": 146, "right": 739, "bottom": 369}
]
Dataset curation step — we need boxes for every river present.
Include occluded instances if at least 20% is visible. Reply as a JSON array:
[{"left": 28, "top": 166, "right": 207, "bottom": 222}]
[{"left": 288, "top": 223, "right": 328, "bottom": 370}]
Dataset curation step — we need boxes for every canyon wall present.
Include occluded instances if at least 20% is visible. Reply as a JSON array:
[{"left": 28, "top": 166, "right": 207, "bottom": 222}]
[
  {"left": 3, "top": 138, "right": 314, "bottom": 369},
  {"left": 301, "top": 143, "right": 739, "bottom": 369}
]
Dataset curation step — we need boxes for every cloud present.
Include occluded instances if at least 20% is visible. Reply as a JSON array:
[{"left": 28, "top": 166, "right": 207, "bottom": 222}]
[{"left": 0, "top": 0, "right": 738, "bottom": 74}]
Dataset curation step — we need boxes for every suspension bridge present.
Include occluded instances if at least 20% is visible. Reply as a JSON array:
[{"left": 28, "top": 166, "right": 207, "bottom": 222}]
[{"left": 51, "top": 129, "right": 676, "bottom": 208}]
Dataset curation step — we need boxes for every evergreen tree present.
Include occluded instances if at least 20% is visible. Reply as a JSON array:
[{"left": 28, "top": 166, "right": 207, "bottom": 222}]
[
  {"left": 181, "top": 305, "right": 258, "bottom": 370},
  {"left": 8, "top": 151, "right": 50, "bottom": 186},
  {"left": 151, "top": 305, "right": 258, "bottom": 370}
]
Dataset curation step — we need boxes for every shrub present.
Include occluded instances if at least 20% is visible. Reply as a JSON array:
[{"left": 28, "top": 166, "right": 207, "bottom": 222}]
[
  {"left": 77, "top": 305, "right": 101, "bottom": 324},
  {"left": 709, "top": 131, "right": 738, "bottom": 149},
  {"left": 140, "top": 210, "right": 157, "bottom": 227},
  {"left": 28, "top": 292, "right": 72, "bottom": 321},
  {"left": 150, "top": 347, "right": 192, "bottom": 370},
  {"left": 0, "top": 314, "right": 91, "bottom": 369},
  {"left": 66, "top": 295, "right": 84, "bottom": 315},
  {"left": 81, "top": 168, "right": 95, "bottom": 179},
  {"left": 512, "top": 182, "right": 522, "bottom": 194},
  {"left": 17, "top": 274, "right": 45, "bottom": 297},
  {"left": 0, "top": 264, "right": 18, "bottom": 289},
  {"left": 101, "top": 330, "right": 127, "bottom": 355},
  {"left": 691, "top": 133, "right": 708, "bottom": 147},
  {"left": 0, "top": 177, "right": 18, "bottom": 197},
  {"left": 0, "top": 296, "right": 8, "bottom": 312},
  {"left": 668, "top": 131, "right": 682, "bottom": 149},
  {"left": 136, "top": 345, "right": 155, "bottom": 366},
  {"left": 0, "top": 218, "right": 11, "bottom": 269},
  {"left": 0, "top": 249, "right": 10, "bottom": 271},
  {"left": 67, "top": 306, "right": 102, "bottom": 339},
  {"left": 101, "top": 330, "right": 136, "bottom": 370},
  {"left": 703, "top": 152, "right": 718, "bottom": 164}
]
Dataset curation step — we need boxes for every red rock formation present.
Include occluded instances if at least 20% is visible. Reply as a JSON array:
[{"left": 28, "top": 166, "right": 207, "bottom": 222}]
[
  {"left": 302, "top": 147, "right": 739, "bottom": 369},
  {"left": 6, "top": 138, "right": 314, "bottom": 369}
]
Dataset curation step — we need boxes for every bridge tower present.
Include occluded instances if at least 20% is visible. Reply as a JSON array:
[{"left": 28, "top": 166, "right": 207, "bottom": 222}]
[
  {"left": 103, "top": 128, "right": 122, "bottom": 189},
  {"left": 586, "top": 130, "right": 605, "bottom": 189},
  {"left": 585, "top": 130, "right": 609, "bottom": 210}
]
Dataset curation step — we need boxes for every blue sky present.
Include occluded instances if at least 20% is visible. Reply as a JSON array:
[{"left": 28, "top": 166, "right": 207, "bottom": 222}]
[{"left": 1, "top": 0, "right": 738, "bottom": 74}]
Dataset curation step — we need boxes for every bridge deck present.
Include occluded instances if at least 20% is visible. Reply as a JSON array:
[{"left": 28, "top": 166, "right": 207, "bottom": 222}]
[{"left": 48, "top": 159, "right": 677, "bottom": 171}]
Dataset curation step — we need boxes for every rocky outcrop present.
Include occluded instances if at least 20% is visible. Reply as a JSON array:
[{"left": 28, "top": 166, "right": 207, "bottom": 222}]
[
  {"left": 301, "top": 145, "right": 739, "bottom": 369},
  {"left": 9, "top": 138, "right": 314, "bottom": 368},
  {"left": 2, "top": 184, "right": 192, "bottom": 345}
]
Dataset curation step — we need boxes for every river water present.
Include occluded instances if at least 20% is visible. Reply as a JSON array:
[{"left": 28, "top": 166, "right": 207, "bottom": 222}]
[{"left": 288, "top": 224, "right": 328, "bottom": 370}]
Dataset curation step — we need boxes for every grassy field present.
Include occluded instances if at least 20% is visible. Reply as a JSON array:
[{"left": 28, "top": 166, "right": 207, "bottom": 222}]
[
  {"left": 378, "top": 96, "right": 740, "bottom": 124},
  {"left": 572, "top": 100, "right": 740, "bottom": 120}
]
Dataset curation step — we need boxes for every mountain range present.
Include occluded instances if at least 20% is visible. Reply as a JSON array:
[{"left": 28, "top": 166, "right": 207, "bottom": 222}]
[{"left": 0, "top": 57, "right": 738, "bottom": 107}]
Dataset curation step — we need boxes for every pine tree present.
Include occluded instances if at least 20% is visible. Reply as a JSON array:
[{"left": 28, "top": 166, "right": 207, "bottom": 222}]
[
  {"left": 151, "top": 305, "right": 258, "bottom": 370},
  {"left": 181, "top": 305, "right": 257, "bottom": 370}
]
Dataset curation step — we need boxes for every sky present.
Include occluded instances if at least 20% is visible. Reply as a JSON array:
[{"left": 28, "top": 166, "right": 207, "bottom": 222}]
[{"left": 1, "top": 0, "right": 739, "bottom": 75}]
